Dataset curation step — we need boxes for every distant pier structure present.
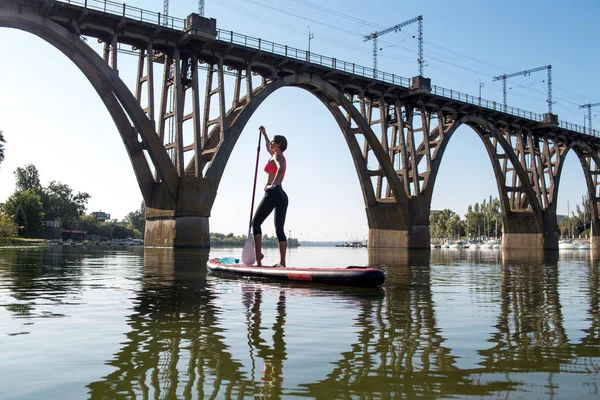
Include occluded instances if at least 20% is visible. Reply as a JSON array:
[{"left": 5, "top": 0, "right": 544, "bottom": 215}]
[{"left": 3, "top": 0, "right": 600, "bottom": 250}]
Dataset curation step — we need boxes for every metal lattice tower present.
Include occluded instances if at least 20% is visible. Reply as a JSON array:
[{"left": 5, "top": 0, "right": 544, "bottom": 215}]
[
  {"left": 579, "top": 102, "right": 600, "bottom": 133},
  {"left": 547, "top": 66, "right": 553, "bottom": 114},
  {"left": 493, "top": 65, "right": 553, "bottom": 113},
  {"left": 198, "top": 0, "right": 205, "bottom": 16},
  {"left": 363, "top": 15, "right": 423, "bottom": 75},
  {"left": 417, "top": 17, "right": 423, "bottom": 76}
]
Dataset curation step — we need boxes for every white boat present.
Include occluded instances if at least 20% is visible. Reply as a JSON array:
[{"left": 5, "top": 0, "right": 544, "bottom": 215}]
[
  {"left": 559, "top": 240, "right": 578, "bottom": 250},
  {"left": 113, "top": 238, "right": 144, "bottom": 246},
  {"left": 482, "top": 240, "right": 501, "bottom": 250}
]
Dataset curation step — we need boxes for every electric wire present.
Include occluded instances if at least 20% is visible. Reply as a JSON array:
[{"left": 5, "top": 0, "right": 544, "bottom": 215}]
[
  {"left": 212, "top": 0, "right": 415, "bottom": 65},
  {"left": 212, "top": 0, "right": 597, "bottom": 113}
]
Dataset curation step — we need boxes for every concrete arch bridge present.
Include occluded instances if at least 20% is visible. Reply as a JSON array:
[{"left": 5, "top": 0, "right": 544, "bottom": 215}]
[{"left": 2, "top": 0, "right": 599, "bottom": 249}]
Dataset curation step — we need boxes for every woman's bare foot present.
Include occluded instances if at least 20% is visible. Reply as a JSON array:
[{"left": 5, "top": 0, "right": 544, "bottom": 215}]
[
  {"left": 256, "top": 253, "right": 264, "bottom": 266},
  {"left": 272, "top": 263, "right": 286, "bottom": 268}
]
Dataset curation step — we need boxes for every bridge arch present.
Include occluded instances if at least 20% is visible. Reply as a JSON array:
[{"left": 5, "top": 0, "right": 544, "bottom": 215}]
[
  {"left": 202, "top": 73, "right": 408, "bottom": 213},
  {"left": 422, "top": 114, "right": 542, "bottom": 216},
  {"left": 0, "top": 2, "right": 179, "bottom": 202},
  {"left": 554, "top": 141, "right": 600, "bottom": 233}
]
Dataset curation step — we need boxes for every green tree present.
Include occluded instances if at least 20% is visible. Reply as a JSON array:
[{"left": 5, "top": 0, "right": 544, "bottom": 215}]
[
  {"left": 125, "top": 202, "right": 146, "bottom": 237},
  {"left": 430, "top": 209, "right": 460, "bottom": 239},
  {"left": 559, "top": 195, "right": 591, "bottom": 237},
  {"left": 41, "top": 181, "right": 90, "bottom": 229},
  {"left": 76, "top": 214, "right": 111, "bottom": 238},
  {"left": 3, "top": 189, "right": 44, "bottom": 236},
  {"left": 462, "top": 197, "right": 503, "bottom": 239},
  {"left": 14, "top": 164, "right": 42, "bottom": 193},
  {"left": 0, "top": 212, "right": 18, "bottom": 240},
  {"left": 0, "top": 130, "right": 5, "bottom": 169},
  {"left": 573, "top": 195, "right": 591, "bottom": 235},
  {"left": 112, "top": 224, "right": 137, "bottom": 239},
  {"left": 15, "top": 205, "right": 27, "bottom": 235},
  {"left": 487, "top": 197, "right": 502, "bottom": 238},
  {"left": 429, "top": 210, "right": 445, "bottom": 239},
  {"left": 448, "top": 213, "right": 462, "bottom": 238}
]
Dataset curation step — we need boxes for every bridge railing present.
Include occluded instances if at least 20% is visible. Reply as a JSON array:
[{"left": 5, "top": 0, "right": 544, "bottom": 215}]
[
  {"left": 63, "top": 0, "right": 185, "bottom": 29},
  {"left": 559, "top": 121, "right": 598, "bottom": 137},
  {"left": 61, "top": 0, "right": 413, "bottom": 88},
  {"left": 214, "top": 30, "right": 412, "bottom": 87},
  {"left": 58, "top": 0, "right": 598, "bottom": 139},
  {"left": 432, "top": 85, "right": 544, "bottom": 122}
]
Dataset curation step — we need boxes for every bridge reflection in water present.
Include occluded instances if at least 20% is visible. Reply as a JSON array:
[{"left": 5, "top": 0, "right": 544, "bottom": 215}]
[{"left": 81, "top": 248, "right": 600, "bottom": 398}]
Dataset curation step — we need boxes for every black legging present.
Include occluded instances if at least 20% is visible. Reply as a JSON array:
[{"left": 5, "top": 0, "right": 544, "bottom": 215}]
[{"left": 252, "top": 186, "right": 288, "bottom": 242}]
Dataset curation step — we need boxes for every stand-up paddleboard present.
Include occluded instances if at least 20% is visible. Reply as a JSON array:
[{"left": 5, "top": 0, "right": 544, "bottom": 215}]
[{"left": 206, "top": 258, "right": 385, "bottom": 287}]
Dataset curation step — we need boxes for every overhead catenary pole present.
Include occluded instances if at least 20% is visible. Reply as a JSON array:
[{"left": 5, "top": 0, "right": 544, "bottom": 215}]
[
  {"left": 417, "top": 16, "right": 423, "bottom": 76},
  {"left": 578, "top": 102, "right": 600, "bottom": 134},
  {"left": 163, "top": 0, "right": 169, "bottom": 25},
  {"left": 493, "top": 65, "right": 552, "bottom": 113},
  {"left": 547, "top": 66, "right": 553, "bottom": 114},
  {"left": 363, "top": 15, "right": 423, "bottom": 76}
]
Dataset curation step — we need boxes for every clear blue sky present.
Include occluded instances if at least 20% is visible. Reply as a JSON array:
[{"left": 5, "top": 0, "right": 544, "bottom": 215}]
[{"left": 1, "top": 0, "right": 598, "bottom": 241}]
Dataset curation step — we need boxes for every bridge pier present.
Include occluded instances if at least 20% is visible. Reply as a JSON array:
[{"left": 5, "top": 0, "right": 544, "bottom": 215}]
[
  {"left": 144, "top": 177, "right": 215, "bottom": 248},
  {"left": 366, "top": 200, "right": 430, "bottom": 249},
  {"left": 502, "top": 211, "right": 558, "bottom": 250},
  {"left": 592, "top": 236, "right": 600, "bottom": 252},
  {"left": 590, "top": 220, "right": 600, "bottom": 252},
  {"left": 145, "top": 217, "right": 210, "bottom": 248}
]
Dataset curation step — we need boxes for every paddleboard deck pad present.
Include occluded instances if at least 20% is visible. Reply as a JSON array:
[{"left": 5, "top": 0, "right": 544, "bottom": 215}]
[{"left": 207, "top": 258, "right": 385, "bottom": 287}]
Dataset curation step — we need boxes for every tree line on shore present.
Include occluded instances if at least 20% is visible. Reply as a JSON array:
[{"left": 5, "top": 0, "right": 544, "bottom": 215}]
[
  {"left": 0, "top": 164, "right": 300, "bottom": 246},
  {"left": 0, "top": 131, "right": 590, "bottom": 244},
  {"left": 0, "top": 136, "right": 300, "bottom": 245},
  {"left": 431, "top": 195, "right": 591, "bottom": 241},
  {"left": 430, "top": 196, "right": 503, "bottom": 241},
  {"left": 210, "top": 232, "right": 299, "bottom": 247},
  {"left": 0, "top": 164, "right": 145, "bottom": 243}
]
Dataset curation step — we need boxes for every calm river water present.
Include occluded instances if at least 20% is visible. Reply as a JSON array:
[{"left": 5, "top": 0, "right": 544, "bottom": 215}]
[{"left": 1, "top": 245, "right": 599, "bottom": 399}]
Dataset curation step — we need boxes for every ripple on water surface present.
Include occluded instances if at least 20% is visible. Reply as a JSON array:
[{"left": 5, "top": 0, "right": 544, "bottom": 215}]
[{"left": 1, "top": 246, "right": 599, "bottom": 399}]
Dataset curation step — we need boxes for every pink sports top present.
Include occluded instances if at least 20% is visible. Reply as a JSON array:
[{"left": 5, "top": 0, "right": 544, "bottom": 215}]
[{"left": 264, "top": 156, "right": 286, "bottom": 178}]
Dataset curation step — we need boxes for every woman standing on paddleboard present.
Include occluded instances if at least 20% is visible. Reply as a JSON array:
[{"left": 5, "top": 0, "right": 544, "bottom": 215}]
[{"left": 252, "top": 126, "right": 288, "bottom": 267}]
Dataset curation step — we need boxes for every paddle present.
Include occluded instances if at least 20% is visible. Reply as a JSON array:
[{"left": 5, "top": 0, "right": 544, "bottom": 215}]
[{"left": 241, "top": 128, "right": 262, "bottom": 265}]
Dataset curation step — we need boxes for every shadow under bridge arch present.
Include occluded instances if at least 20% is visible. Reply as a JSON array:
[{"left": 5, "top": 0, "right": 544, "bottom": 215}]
[{"left": 203, "top": 73, "right": 416, "bottom": 246}]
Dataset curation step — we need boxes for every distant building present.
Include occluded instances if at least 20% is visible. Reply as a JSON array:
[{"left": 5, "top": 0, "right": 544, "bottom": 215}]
[
  {"left": 62, "top": 230, "right": 86, "bottom": 241},
  {"left": 92, "top": 211, "right": 111, "bottom": 222},
  {"left": 44, "top": 219, "right": 60, "bottom": 228},
  {"left": 39, "top": 219, "right": 62, "bottom": 239}
]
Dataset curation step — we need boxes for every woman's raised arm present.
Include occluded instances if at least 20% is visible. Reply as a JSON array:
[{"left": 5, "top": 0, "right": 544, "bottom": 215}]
[{"left": 259, "top": 126, "right": 273, "bottom": 155}]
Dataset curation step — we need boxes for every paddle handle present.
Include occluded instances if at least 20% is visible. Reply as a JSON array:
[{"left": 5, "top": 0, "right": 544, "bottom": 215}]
[{"left": 248, "top": 129, "right": 262, "bottom": 231}]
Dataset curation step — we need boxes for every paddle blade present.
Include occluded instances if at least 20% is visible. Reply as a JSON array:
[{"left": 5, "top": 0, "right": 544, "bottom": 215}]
[{"left": 241, "top": 234, "right": 256, "bottom": 265}]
